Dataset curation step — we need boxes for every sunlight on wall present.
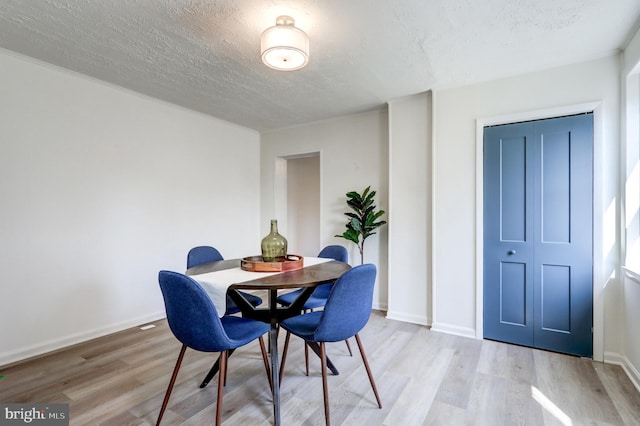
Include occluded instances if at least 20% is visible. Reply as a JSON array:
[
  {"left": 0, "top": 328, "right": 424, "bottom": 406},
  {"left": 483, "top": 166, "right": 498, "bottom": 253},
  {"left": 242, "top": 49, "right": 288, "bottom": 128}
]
[
  {"left": 626, "top": 162, "right": 640, "bottom": 229},
  {"left": 531, "top": 386, "right": 573, "bottom": 425},
  {"left": 604, "top": 197, "right": 617, "bottom": 266}
]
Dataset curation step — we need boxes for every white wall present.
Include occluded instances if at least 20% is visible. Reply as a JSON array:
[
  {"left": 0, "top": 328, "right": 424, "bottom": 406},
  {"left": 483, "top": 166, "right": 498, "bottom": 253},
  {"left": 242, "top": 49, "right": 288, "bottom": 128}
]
[
  {"left": 387, "top": 92, "right": 432, "bottom": 325},
  {"left": 432, "top": 56, "right": 621, "bottom": 362},
  {"left": 261, "top": 110, "right": 389, "bottom": 309},
  {"left": 0, "top": 50, "right": 261, "bottom": 365}
]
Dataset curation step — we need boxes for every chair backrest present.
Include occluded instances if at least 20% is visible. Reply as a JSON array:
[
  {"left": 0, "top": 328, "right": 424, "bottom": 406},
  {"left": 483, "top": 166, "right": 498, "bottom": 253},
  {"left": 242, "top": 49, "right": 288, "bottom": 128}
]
[
  {"left": 187, "top": 246, "right": 224, "bottom": 269},
  {"left": 312, "top": 264, "right": 376, "bottom": 342},
  {"left": 318, "top": 245, "right": 348, "bottom": 263},
  {"left": 158, "top": 270, "right": 234, "bottom": 352},
  {"left": 312, "top": 245, "right": 349, "bottom": 297}
]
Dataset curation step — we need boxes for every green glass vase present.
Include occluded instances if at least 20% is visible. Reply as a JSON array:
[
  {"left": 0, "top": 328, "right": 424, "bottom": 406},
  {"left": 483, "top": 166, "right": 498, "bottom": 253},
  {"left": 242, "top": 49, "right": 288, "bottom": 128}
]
[{"left": 261, "top": 219, "right": 287, "bottom": 262}]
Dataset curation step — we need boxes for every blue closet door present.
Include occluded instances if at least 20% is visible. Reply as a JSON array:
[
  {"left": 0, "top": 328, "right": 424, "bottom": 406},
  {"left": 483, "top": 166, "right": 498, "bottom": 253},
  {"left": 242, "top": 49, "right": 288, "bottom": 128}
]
[
  {"left": 483, "top": 114, "right": 593, "bottom": 357},
  {"left": 484, "top": 121, "right": 535, "bottom": 347}
]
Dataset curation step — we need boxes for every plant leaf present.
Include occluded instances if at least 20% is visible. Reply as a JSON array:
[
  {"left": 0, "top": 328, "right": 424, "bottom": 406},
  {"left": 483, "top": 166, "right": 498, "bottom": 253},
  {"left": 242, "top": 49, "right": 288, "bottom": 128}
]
[{"left": 336, "top": 186, "right": 386, "bottom": 258}]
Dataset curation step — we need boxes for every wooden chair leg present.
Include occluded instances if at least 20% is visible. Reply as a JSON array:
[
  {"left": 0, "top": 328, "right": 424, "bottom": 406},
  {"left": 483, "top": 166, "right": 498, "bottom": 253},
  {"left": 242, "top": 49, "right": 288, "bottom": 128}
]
[
  {"left": 320, "top": 342, "right": 331, "bottom": 426},
  {"left": 279, "top": 331, "right": 291, "bottom": 385},
  {"left": 216, "top": 350, "right": 227, "bottom": 426},
  {"left": 223, "top": 352, "right": 228, "bottom": 386},
  {"left": 199, "top": 348, "right": 235, "bottom": 389},
  {"left": 156, "top": 344, "right": 187, "bottom": 426},
  {"left": 354, "top": 333, "right": 382, "bottom": 408},
  {"left": 344, "top": 338, "right": 353, "bottom": 356},
  {"left": 258, "top": 336, "right": 272, "bottom": 391},
  {"left": 301, "top": 308, "right": 312, "bottom": 375}
]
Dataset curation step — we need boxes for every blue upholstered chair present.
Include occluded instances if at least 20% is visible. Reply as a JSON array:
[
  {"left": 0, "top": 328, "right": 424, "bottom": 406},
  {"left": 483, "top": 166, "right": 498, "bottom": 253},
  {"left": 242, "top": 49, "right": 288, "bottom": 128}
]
[
  {"left": 278, "top": 245, "right": 353, "bottom": 370},
  {"left": 279, "top": 264, "right": 382, "bottom": 425},
  {"left": 277, "top": 245, "right": 352, "bottom": 369},
  {"left": 156, "top": 271, "right": 271, "bottom": 426},
  {"left": 276, "top": 245, "right": 349, "bottom": 310},
  {"left": 187, "top": 245, "right": 263, "bottom": 314},
  {"left": 186, "top": 245, "right": 224, "bottom": 269}
]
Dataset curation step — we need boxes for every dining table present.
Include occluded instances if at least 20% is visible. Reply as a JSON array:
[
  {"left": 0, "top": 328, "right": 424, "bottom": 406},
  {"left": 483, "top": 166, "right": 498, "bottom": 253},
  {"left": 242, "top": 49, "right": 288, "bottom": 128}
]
[{"left": 186, "top": 256, "right": 351, "bottom": 426}]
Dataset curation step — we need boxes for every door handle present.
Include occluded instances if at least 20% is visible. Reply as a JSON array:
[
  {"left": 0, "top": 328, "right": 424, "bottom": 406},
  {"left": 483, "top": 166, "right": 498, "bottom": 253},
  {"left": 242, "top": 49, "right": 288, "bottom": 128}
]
[{"left": 508, "top": 250, "right": 516, "bottom": 255}]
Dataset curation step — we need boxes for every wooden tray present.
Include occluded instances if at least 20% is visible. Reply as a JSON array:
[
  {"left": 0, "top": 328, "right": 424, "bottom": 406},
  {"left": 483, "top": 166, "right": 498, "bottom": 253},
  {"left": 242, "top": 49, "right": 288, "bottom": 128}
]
[{"left": 241, "top": 255, "right": 304, "bottom": 272}]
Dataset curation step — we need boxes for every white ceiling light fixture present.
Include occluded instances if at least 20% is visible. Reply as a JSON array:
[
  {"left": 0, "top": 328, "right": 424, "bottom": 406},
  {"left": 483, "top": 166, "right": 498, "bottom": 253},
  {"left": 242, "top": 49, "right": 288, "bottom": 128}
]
[{"left": 261, "top": 15, "right": 309, "bottom": 71}]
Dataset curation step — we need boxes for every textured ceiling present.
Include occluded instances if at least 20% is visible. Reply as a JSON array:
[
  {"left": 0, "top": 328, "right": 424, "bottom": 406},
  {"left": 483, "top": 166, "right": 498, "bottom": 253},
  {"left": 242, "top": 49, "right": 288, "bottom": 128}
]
[{"left": 1, "top": 0, "right": 639, "bottom": 131}]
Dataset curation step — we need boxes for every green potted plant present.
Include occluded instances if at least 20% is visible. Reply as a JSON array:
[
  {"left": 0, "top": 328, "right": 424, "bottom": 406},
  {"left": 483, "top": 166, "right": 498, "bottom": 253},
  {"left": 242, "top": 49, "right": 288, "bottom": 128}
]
[{"left": 335, "top": 186, "right": 387, "bottom": 264}]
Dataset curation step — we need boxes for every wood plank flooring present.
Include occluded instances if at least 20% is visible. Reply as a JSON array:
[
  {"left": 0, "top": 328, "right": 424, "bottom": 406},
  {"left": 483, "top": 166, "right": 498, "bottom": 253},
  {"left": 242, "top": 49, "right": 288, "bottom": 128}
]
[{"left": 1, "top": 310, "right": 639, "bottom": 425}]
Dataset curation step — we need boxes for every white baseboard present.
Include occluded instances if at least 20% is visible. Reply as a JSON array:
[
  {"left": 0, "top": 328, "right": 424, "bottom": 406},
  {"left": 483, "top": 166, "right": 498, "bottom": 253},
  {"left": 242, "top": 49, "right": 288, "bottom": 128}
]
[
  {"left": 604, "top": 351, "right": 640, "bottom": 393},
  {"left": 386, "top": 310, "right": 430, "bottom": 326},
  {"left": 372, "top": 302, "right": 388, "bottom": 312},
  {"left": 0, "top": 311, "right": 166, "bottom": 367},
  {"left": 430, "top": 322, "right": 477, "bottom": 339}
]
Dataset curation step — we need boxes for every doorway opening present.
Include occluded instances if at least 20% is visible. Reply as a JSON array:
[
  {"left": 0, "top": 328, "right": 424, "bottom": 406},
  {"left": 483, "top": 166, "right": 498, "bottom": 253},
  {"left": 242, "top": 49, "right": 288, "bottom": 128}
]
[{"left": 281, "top": 153, "right": 320, "bottom": 256}]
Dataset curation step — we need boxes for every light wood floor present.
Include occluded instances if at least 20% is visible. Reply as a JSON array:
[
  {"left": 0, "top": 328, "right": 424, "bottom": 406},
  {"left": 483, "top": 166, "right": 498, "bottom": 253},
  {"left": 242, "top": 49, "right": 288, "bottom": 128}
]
[{"left": 1, "top": 310, "right": 639, "bottom": 425}]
